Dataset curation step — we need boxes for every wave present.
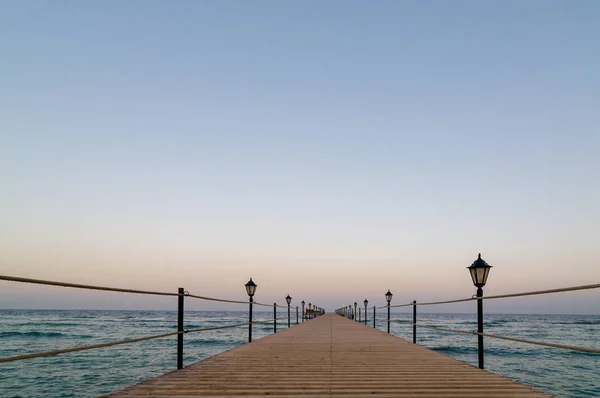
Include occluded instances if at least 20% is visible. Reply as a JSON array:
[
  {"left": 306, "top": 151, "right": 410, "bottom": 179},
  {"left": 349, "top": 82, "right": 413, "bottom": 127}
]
[
  {"left": 13, "top": 322, "right": 81, "bottom": 327},
  {"left": 0, "top": 331, "right": 67, "bottom": 338},
  {"left": 555, "top": 320, "right": 600, "bottom": 325},
  {"left": 186, "top": 339, "right": 241, "bottom": 347},
  {"left": 490, "top": 319, "right": 518, "bottom": 323},
  {"left": 433, "top": 345, "right": 539, "bottom": 358},
  {"left": 185, "top": 323, "right": 246, "bottom": 329},
  {"left": 432, "top": 345, "right": 477, "bottom": 355}
]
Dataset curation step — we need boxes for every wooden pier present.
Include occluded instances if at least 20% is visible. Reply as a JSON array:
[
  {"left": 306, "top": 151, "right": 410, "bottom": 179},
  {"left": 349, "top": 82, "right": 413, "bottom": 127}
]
[{"left": 106, "top": 315, "right": 550, "bottom": 397}]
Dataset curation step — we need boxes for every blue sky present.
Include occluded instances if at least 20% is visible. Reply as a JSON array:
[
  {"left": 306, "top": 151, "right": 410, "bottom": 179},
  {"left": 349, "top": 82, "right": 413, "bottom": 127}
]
[{"left": 1, "top": 1, "right": 599, "bottom": 313}]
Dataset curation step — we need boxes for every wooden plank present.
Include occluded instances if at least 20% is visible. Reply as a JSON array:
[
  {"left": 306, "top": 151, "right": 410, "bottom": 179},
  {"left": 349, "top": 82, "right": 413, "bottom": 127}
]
[{"left": 105, "top": 315, "right": 551, "bottom": 397}]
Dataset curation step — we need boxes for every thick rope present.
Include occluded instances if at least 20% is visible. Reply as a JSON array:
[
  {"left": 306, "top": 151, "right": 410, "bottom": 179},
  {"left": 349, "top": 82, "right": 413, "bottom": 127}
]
[
  {"left": 411, "top": 323, "right": 600, "bottom": 354},
  {"left": 482, "top": 283, "right": 600, "bottom": 301},
  {"left": 474, "top": 331, "right": 600, "bottom": 354},
  {"left": 186, "top": 294, "right": 249, "bottom": 305},
  {"left": 377, "top": 283, "right": 600, "bottom": 308},
  {"left": 185, "top": 294, "right": 282, "bottom": 308},
  {"left": 389, "top": 303, "right": 415, "bottom": 308},
  {"left": 376, "top": 303, "right": 412, "bottom": 309},
  {"left": 0, "top": 275, "right": 179, "bottom": 296},
  {"left": 0, "top": 317, "right": 293, "bottom": 364},
  {"left": 0, "top": 331, "right": 181, "bottom": 363},
  {"left": 1, "top": 275, "right": 304, "bottom": 307},
  {"left": 415, "top": 297, "right": 473, "bottom": 306}
]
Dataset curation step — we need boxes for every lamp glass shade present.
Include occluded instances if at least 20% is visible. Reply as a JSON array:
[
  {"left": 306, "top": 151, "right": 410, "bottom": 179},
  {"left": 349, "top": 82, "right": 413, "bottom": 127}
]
[
  {"left": 467, "top": 253, "right": 492, "bottom": 287},
  {"left": 301, "top": 300, "right": 305, "bottom": 305},
  {"left": 285, "top": 295, "right": 292, "bottom": 305},
  {"left": 354, "top": 302, "right": 357, "bottom": 308},
  {"left": 245, "top": 278, "right": 257, "bottom": 297},
  {"left": 364, "top": 299, "right": 368, "bottom": 307},
  {"left": 385, "top": 290, "right": 393, "bottom": 303}
]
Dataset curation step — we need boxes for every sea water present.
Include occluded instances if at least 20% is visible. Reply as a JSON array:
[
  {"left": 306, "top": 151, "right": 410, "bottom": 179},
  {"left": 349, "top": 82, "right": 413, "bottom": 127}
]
[{"left": 0, "top": 310, "right": 598, "bottom": 397}]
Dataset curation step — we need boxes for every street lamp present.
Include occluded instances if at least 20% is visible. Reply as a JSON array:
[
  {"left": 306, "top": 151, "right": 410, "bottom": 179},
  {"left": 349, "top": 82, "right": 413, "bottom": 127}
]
[
  {"left": 385, "top": 289, "right": 393, "bottom": 333},
  {"left": 285, "top": 295, "right": 292, "bottom": 327},
  {"left": 245, "top": 278, "right": 257, "bottom": 342},
  {"left": 364, "top": 299, "right": 368, "bottom": 325},
  {"left": 309, "top": 302, "right": 312, "bottom": 319},
  {"left": 354, "top": 302, "right": 357, "bottom": 321},
  {"left": 468, "top": 253, "right": 492, "bottom": 369},
  {"left": 301, "top": 300, "right": 305, "bottom": 322}
]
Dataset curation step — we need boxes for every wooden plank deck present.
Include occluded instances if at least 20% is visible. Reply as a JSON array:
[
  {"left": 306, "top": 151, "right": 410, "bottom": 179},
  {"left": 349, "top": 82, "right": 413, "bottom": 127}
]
[{"left": 106, "top": 314, "right": 551, "bottom": 397}]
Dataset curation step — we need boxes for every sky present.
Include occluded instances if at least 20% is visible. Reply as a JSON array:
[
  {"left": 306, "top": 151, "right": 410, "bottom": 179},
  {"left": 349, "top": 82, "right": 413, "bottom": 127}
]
[{"left": 1, "top": 1, "right": 599, "bottom": 314}]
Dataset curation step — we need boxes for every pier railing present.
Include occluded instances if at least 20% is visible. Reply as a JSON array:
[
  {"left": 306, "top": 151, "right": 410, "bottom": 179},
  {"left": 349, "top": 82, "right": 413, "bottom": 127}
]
[
  {"left": 0, "top": 275, "right": 324, "bottom": 367},
  {"left": 337, "top": 282, "right": 600, "bottom": 370}
]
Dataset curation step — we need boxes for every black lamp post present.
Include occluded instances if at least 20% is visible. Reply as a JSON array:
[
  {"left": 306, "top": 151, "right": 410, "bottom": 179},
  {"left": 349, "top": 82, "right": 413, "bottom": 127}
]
[
  {"left": 286, "top": 295, "right": 292, "bottom": 327},
  {"left": 354, "top": 302, "right": 357, "bottom": 321},
  {"left": 412, "top": 300, "right": 417, "bottom": 344},
  {"left": 245, "top": 278, "right": 257, "bottom": 342},
  {"left": 467, "top": 253, "right": 492, "bottom": 369},
  {"left": 309, "top": 303, "right": 312, "bottom": 319},
  {"left": 385, "top": 289, "right": 393, "bottom": 334},
  {"left": 364, "top": 299, "right": 368, "bottom": 325},
  {"left": 296, "top": 306, "right": 299, "bottom": 324},
  {"left": 301, "top": 300, "right": 305, "bottom": 322}
]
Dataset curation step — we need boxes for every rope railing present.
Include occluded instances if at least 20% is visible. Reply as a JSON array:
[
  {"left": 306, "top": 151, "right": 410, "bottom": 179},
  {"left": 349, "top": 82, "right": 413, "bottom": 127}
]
[
  {"left": 0, "top": 331, "right": 182, "bottom": 364},
  {"left": 378, "top": 302, "right": 413, "bottom": 309},
  {"left": 474, "top": 330, "right": 600, "bottom": 354},
  {"left": 408, "top": 322, "right": 600, "bottom": 354},
  {"left": 479, "top": 283, "right": 600, "bottom": 301},
  {"left": 372, "top": 283, "right": 600, "bottom": 310},
  {"left": 0, "top": 317, "right": 290, "bottom": 364},
  {"left": 401, "top": 283, "right": 600, "bottom": 307},
  {"left": 1, "top": 274, "right": 307, "bottom": 309},
  {"left": 187, "top": 293, "right": 253, "bottom": 306},
  {"left": 351, "top": 279, "right": 600, "bottom": 372},
  {"left": 415, "top": 297, "right": 473, "bottom": 306},
  {"left": 1, "top": 274, "right": 318, "bottom": 371},
  {"left": 0, "top": 274, "right": 180, "bottom": 297}
]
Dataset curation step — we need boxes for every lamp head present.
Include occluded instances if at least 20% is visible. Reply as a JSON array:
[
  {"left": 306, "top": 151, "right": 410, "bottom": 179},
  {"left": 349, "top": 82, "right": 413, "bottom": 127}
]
[{"left": 245, "top": 278, "right": 257, "bottom": 297}]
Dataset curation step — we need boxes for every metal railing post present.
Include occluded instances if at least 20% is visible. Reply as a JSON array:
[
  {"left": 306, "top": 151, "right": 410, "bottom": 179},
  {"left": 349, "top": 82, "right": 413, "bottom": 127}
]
[
  {"left": 387, "top": 302, "right": 390, "bottom": 334},
  {"left": 288, "top": 304, "right": 291, "bottom": 327},
  {"left": 359, "top": 307, "right": 361, "bottom": 322},
  {"left": 364, "top": 304, "right": 367, "bottom": 325},
  {"left": 177, "top": 287, "right": 184, "bottom": 370},
  {"left": 296, "top": 306, "right": 299, "bottom": 324},
  {"left": 274, "top": 303, "right": 277, "bottom": 333},
  {"left": 412, "top": 300, "right": 417, "bottom": 344},
  {"left": 249, "top": 297, "right": 253, "bottom": 342},
  {"left": 477, "top": 287, "right": 484, "bottom": 369}
]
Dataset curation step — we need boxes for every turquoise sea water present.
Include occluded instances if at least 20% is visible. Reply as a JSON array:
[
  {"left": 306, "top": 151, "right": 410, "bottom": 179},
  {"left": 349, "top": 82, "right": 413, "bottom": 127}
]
[{"left": 0, "top": 310, "right": 598, "bottom": 397}]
